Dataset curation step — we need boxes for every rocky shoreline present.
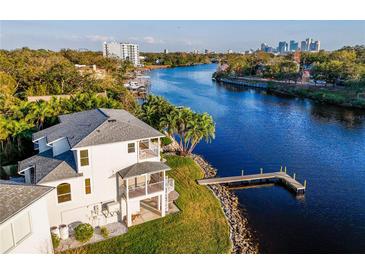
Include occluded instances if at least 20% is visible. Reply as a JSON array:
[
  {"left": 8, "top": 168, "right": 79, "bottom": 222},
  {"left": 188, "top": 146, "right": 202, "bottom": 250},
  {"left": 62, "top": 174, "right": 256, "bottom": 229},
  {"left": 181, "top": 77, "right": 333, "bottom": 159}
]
[
  {"left": 191, "top": 154, "right": 258, "bottom": 254},
  {"left": 163, "top": 139, "right": 258, "bottom": 253}
]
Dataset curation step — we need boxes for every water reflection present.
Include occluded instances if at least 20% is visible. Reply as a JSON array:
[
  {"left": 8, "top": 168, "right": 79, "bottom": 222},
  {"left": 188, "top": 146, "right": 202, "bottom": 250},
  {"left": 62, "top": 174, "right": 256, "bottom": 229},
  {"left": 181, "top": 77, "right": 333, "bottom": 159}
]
[
  {"left": 218, "top": 81, "right": 365, "bottom": 129},
  {"left": 310, "top": 104, "right": 365, "bottom": 129}
]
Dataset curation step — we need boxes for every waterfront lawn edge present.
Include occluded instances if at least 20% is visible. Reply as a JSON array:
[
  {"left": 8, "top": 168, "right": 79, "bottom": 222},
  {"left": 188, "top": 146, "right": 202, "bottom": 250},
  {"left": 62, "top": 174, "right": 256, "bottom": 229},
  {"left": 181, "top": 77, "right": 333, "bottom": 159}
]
[{"left": 62, "top": 155, "right": 231, "bottom": 254}]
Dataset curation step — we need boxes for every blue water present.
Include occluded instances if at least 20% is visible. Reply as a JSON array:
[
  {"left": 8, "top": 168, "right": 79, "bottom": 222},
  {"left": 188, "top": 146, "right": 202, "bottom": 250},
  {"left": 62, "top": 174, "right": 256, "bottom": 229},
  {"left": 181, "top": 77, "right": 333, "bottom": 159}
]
[{"left": 149, "top": 64, "right": 365, "bottom": 253}]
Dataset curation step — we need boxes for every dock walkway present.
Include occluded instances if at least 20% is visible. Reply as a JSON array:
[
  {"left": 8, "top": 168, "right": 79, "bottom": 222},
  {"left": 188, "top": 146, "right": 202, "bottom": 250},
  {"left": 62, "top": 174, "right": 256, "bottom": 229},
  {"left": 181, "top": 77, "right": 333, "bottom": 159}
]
[{"left": 197, "top": 171, "right": 306, "bottom": 195}]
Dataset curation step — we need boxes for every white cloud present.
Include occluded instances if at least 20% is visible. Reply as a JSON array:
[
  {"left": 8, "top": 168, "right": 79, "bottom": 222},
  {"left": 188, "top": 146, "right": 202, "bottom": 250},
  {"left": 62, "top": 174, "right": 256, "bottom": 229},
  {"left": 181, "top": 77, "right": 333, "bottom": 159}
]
[
  {"left": 143, "top": 36, "right": 164, "bottom": 44},
  {"left": 85, "top": 35, "right": 114, "bottom": 42},
  {"left": 128, "top": 36, "right": 165, "bottom": 44},
  {"left": 180, "top": 38, "right": 202, "bottom": 46}
]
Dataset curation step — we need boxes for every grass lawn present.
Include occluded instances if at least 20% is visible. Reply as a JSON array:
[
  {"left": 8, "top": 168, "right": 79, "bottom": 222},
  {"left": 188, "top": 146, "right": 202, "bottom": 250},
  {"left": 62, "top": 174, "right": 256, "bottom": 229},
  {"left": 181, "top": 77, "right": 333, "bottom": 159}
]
[{"left": 64, "top": 155, "right": 231, "bottom": 254}]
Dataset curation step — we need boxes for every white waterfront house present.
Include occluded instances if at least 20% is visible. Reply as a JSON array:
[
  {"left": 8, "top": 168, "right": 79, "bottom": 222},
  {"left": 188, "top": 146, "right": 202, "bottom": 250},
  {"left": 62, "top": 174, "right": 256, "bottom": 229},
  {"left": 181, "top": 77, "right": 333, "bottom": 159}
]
[
  {"left": 0, "top": 181, "right": 54, "bottom": 253},
  {"left": 18, "top": 108, "right": 175, "bottom": 230},
  {"left": 103, "top": 42, "right": 140, "bottom": 66}
]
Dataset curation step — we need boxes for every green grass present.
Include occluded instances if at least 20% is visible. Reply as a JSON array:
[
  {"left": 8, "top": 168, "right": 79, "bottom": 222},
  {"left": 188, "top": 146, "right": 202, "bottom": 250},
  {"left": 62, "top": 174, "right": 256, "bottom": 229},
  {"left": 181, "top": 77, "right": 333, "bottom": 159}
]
[{"left": 64, "top": 155, "right": 231, "bottom": 254}]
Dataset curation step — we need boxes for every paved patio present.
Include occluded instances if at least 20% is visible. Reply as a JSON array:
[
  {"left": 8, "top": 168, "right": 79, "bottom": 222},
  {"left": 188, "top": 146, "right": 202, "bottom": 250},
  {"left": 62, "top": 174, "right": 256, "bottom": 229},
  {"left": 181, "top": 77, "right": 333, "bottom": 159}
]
[
  {"left": 132, "top": 197, "right": 180, "bottom": 226},
  {"left": 56, "top": 222, "right": 128, "bottom": 252}
]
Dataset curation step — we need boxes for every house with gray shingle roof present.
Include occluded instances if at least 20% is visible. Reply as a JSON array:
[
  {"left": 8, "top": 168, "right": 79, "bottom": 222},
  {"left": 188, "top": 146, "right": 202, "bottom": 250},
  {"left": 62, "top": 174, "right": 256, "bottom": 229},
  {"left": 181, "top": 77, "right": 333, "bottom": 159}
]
[
  {"left": 0, "top": 180, "right": 54, "bottom": 253},
  {"left": 17, "top": 108, "right": 176, "bottom": 231}
]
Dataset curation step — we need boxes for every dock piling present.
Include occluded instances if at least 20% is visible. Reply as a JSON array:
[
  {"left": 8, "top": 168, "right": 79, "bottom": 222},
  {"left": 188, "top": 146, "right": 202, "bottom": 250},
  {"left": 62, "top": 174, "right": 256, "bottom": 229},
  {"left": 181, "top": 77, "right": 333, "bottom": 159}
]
[
  {"left": 260, "top": 168, "right": 263, "bottom": 174},
  {"left": 241, "top": 170, "right": 244, "bottom": 176},
  {"left": 293, "top": 173, "right": 296, "bottom": 180},
  {"left": 284, "top": 166, "right": 287, "bottom": 174}
]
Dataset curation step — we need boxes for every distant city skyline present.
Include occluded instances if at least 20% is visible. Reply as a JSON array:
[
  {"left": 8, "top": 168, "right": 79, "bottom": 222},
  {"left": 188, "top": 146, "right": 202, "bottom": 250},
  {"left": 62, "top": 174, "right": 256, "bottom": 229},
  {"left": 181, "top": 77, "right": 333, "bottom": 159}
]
[
  {"left": 261, "top": 37, "right": 320, "bottom": 54},
  {"left": 0, "top": 21, "right": 364, "bottom": 52}
]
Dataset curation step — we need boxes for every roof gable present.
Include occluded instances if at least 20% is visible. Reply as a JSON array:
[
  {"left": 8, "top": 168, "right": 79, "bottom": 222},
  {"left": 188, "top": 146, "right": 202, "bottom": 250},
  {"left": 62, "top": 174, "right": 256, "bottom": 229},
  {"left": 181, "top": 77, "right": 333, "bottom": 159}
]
[{"left": 18, "top": 150, "right": 81, "bottom": 184}]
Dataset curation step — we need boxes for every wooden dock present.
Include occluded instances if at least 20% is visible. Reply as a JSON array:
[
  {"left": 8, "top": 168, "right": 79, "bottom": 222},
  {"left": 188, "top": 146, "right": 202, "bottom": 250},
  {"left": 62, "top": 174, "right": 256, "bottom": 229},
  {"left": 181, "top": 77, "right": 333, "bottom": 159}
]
[{"left": 197, "top": 171, "right": 306, "bottom": 195}]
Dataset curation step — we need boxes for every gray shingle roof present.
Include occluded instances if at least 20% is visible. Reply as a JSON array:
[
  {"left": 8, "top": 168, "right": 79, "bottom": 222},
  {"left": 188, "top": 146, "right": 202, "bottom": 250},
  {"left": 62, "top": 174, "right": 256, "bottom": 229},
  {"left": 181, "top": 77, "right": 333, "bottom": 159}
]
[
  {"left": 32, "top": 108, "right": 164, "bottom": 149},
  {"left": 118, "top": 161, "right": 171, "bottom": 179},
  {"left": 0, "top": 181, "right": 53, "bottom": 224},
  {"left": 32, "top": 109, "right": 107, "bottom": 146},
  {"left": 18, "top": 150, "right": 81, "bottom": 184}
]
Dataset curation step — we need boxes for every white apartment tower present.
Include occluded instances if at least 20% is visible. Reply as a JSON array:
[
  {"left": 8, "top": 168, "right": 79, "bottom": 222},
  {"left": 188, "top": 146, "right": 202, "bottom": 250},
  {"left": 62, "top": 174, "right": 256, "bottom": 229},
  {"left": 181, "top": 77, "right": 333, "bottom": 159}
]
[{"left": 103, "top": 42, "right": 140, "bottom": 66}]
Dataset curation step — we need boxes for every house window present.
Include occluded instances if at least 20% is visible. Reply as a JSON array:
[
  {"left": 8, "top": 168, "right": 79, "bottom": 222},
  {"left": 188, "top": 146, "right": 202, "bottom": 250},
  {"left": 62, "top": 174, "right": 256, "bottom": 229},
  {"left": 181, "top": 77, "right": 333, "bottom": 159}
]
[
  {"left": 80, "top": 149, "right": 89, "bottom": 166},
  {"left": 57, "top": 183, "right": 71, "bottom": 203},
  {"left": 128, "top": 143, "right": 135, "bottom": 153},
  {"left": 85, "top": 178, "right": 91, "bottom": 195}
]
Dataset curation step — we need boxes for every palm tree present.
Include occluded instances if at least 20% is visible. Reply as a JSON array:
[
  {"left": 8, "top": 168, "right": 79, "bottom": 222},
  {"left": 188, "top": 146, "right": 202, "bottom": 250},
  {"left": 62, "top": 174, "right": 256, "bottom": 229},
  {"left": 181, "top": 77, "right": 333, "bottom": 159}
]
[
  {"left": 160, "top": 107, "right": 215, "bottom": 156},
  {"left": 30, "top": 100, "right": 53, "bottom": 130},
  {"left": 186, "top": 112, "right": 215, "bottom": 154}
]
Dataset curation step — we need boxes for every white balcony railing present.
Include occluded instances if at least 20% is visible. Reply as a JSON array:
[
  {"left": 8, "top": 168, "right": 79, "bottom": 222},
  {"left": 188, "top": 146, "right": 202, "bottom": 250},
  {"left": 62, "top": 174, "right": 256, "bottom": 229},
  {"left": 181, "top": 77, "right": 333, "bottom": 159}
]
[{"left": 127, "top": 181, "right": 164, "bottom": 199}]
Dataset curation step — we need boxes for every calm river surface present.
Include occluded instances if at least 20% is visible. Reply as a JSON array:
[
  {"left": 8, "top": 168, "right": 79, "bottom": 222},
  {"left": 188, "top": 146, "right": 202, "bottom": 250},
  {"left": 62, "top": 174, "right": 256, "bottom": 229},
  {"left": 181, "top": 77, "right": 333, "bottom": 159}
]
[{"left": 149, "top": 64, "right": 365, "bottom": 253}]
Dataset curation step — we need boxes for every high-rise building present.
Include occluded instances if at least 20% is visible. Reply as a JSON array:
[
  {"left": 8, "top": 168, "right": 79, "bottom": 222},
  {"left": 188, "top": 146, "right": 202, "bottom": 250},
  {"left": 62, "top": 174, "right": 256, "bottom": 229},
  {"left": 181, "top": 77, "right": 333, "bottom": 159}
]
[
  {"left": 204, "top": 49, "right": 210, "bottom": 54},
  {"left": 103, "top": 42, "right": 140, "bottom": 66},
  {"left": 300, "top": 40, "right": 307, "bottom": 52},
  {"left": 310, "top": 40, "right": 320, "bottom": 52},
  {"left": 164, "top": 49, "right": 169, "bottom": 54},
  {"left": 261, "top": 43, "right": 268, "bottom": 51},
  {"left": 278, "top": 41, "right": 288, "bottom": 54},
  {"left": 305, "top": 38, "right": 312, "bottom": 51},
  {"left": 289, "top": 40, "right": 298, "bottom": 52}
]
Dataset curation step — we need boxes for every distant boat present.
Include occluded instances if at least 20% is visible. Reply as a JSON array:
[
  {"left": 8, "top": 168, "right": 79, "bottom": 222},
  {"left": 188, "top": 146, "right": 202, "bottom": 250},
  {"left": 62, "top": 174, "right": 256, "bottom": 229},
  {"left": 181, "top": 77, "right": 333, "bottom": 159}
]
[{"left": 124, "top": 81, "right": 144, "bottom": 90}]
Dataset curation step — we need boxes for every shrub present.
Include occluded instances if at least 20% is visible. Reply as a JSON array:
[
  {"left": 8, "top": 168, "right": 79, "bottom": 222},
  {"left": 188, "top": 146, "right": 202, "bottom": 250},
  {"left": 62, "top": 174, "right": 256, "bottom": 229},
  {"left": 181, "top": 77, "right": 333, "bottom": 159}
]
[
  {"left": 51, "top": 233, "right": 60, "bottom": 249},
  {"left": 161, "top": 137, "right": 173, "bottom": 146},
  {"left": 74, "top": 223, "right": 94, "bottom": 243},
  {"left": 100, "top": 226, "right": 109, "bottom": 239}
]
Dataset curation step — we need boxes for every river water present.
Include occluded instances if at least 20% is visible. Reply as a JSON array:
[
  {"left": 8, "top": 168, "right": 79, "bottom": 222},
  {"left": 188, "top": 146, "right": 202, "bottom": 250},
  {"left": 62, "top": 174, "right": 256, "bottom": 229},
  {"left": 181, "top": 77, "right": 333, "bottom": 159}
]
[{"left": 149, "top": 64, "right": 365, "bottom": 253}]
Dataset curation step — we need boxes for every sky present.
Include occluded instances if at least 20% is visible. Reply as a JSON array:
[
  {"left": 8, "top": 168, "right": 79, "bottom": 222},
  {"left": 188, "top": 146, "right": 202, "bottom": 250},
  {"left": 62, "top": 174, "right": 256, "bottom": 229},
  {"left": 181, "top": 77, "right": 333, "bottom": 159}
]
[{"left": 1, "top": 21, "right": 364, "bottom": 52}]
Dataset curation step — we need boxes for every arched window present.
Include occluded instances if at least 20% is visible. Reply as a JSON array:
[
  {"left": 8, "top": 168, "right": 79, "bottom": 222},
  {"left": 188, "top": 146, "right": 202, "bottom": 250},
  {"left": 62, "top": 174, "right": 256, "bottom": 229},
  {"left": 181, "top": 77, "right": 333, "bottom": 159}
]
[{"left": 57, "top": 183, "right": 71, "bottom": 203}]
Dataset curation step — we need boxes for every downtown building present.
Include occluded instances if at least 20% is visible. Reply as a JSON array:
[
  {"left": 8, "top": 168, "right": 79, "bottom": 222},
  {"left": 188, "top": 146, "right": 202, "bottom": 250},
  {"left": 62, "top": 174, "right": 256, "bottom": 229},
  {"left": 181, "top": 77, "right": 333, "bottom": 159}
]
[
  {"left": 300, "top": 38, "right": 320, "bottom": 52},
  {"left": 260, "top": 38, "right": 321, "bottom": 54},
  {"left": 103, "top": 42, "right": 140, "bottom": 66}
]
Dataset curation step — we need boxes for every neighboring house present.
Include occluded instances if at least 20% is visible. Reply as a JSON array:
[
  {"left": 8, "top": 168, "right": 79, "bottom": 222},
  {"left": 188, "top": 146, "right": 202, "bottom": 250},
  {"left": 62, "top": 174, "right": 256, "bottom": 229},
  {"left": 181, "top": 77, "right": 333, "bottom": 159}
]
[
  {"left": 0, "top": 180, "right": 54, "bottom": 254},
  {"left": 18, "top": 108, "right": 175, "bottom": 228}
]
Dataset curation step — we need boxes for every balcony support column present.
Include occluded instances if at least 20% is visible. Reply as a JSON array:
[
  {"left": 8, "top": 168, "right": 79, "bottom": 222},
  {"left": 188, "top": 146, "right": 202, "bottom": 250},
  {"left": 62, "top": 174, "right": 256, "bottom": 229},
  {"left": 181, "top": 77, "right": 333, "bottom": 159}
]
[
  {"left": 161, "top": 194, "right": 166, "bottom": 217},
  {"left": 145, "top": 174, "right": 148, "bottom": 196}
]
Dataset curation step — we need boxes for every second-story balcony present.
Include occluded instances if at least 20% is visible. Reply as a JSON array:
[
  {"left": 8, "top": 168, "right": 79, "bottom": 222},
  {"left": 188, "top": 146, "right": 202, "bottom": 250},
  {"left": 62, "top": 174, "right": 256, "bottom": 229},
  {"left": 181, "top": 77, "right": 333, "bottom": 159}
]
[
  {"left": 117, "top": 161, "right": 171, "bottom": 200},
  {"left": 138, "top": 139, "right": 159, "bottom": 160}
]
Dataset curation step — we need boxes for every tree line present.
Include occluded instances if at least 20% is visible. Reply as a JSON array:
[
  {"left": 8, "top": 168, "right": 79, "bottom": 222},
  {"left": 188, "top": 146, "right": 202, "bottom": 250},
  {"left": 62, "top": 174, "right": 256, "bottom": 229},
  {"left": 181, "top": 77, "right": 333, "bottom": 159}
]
[
  {"left": 0, "top": 48, "right": 216, "bottom": 178},
  {"left": 216, "top": 46, "right": 365, "bottom": 86},
  {"left": 142, "top": 52, "right": 214, "bottom": 67}
]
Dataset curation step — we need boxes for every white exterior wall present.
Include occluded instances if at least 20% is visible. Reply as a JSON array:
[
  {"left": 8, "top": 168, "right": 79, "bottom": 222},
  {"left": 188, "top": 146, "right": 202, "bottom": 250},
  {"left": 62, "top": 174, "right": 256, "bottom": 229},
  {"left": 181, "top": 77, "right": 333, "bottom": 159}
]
[
  {"left": 37, "top": 137, "right": 51, "bottom": 153},
  {"left": 39, "top": 138, "right": 163, "bottom": 228},
  {"left": 2, "top": 192, "right": 54, "bottom": 254},
  {"left": 52, "top": 138, "right": 70, "bottom": 156},
  {"left": 42, "top": 139, "right": 160, "bottom": 227},
  {"left": 24, "top": 169, "right": 32, "bottom": 184}
]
